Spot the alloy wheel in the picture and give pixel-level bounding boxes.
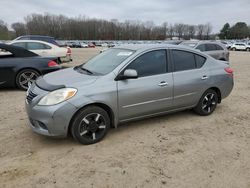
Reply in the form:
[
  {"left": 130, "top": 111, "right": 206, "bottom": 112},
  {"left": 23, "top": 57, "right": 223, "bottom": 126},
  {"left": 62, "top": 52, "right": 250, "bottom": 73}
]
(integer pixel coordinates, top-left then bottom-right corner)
[
  {"left": 18, "top": 71, "right": 39, "bottom": 90},
  {"left": 78, "top": 113, "right": 107, "bottom": 141},
  {"left": 201, "top": 93, "right": 217, "bottom": 113}
]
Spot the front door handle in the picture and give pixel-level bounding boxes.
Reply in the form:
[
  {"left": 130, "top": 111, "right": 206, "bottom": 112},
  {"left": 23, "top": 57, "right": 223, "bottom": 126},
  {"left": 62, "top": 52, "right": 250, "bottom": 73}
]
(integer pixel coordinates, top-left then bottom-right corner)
[
  {"left": 158, "top": 81, "right": 168, "bottom": 87},
  {"left": 201, "top": 75, "right": 208, "bottom": 80}
]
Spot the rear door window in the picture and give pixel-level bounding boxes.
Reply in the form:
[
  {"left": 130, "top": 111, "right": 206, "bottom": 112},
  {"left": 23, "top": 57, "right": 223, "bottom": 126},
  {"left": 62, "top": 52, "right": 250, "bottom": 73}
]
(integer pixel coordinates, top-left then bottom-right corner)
[
  {"left": 196, "top": 44, "right": 206, "bottom": 52},
  {"left": 215, "top": 44, "right": 224, "bottom": 50},
  {"left": 195, "top": 54, "right": 206, "bottom": 68},
  {"left": 27, "top": 42, "right": 47, "bottom": 50},
  {"left": 172, "top": 50, "right": 196, "bottom": 71},
  {"left": 205, "top": 44, "right": 217, "bottom": 51},
  {"left": 172, "top": 50, "right": 206, "bottom": 71}
]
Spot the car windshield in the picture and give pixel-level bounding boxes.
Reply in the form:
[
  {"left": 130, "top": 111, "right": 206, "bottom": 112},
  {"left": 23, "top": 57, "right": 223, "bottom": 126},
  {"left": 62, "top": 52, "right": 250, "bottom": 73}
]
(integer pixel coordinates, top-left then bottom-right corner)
[
  {"left": 81, "top": 48, "right": 134, "bottom": 75},
  {"left": 181, "top": 42, "right": 198, "bottom": 48}
]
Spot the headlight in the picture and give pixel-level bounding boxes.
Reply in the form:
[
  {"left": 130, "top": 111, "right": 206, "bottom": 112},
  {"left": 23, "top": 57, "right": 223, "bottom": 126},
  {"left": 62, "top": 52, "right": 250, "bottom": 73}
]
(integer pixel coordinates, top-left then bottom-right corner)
[{"left": 38, "top": 88, "right": 77, "bottom": 106}]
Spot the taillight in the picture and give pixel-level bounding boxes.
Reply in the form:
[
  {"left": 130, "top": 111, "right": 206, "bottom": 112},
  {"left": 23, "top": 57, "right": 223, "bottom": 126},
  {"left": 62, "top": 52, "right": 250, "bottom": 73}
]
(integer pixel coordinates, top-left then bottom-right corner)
[
  {"left": 48, "top": 60, "right": 59, "bottom": 67},
  {"left": 67, "top": 47, "right": 72, "bottom": 55},
  {"left": 224, "top": 67, "right": 233, "bottom": 76}
]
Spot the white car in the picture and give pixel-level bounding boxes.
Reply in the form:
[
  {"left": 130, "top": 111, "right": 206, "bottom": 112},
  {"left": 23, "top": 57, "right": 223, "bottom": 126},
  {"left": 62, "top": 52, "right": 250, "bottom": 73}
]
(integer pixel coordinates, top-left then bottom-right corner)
[
  {"left": 80, "top": 42, "right": 88, "bottom": 48},
  {"left": 230, "top": 43, "right": 250, "bottom": 51},
  {"left": 9, "top": 40, "right": 72, "bottom": 63}
]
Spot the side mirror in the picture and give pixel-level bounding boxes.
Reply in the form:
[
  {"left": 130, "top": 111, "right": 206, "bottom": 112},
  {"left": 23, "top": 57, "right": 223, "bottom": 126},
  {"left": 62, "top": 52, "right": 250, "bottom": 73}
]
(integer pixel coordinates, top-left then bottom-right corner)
[{"left": 115, "top": 69, "right": 138, "bottom": 80}]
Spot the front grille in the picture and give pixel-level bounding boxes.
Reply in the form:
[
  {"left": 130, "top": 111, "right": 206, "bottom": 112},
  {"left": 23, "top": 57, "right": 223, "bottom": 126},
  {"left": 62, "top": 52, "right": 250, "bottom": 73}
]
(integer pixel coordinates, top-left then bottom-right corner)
[{"left": 26, "top": 90, "right": 37, "bottom": 103}]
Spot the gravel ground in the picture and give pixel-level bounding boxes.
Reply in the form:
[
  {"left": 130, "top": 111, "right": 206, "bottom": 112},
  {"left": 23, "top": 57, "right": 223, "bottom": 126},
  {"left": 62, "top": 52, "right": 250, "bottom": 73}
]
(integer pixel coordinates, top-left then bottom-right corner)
[{"left": 0, "top": 49, "right": 250, "bottom": 188}]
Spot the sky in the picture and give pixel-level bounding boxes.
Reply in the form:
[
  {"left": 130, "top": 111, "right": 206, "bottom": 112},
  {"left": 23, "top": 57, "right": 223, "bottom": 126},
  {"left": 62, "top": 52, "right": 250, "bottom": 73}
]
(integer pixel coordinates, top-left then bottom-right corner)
[{"left": 1, "top": 0, "right": 250, "bottom": 33}]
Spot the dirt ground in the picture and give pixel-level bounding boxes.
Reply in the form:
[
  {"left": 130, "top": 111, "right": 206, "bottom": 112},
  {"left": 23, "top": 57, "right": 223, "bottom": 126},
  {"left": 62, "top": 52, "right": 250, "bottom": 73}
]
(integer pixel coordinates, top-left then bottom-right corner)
[{"left": 0, "top": 48, "right": 250, "bottom": 188}]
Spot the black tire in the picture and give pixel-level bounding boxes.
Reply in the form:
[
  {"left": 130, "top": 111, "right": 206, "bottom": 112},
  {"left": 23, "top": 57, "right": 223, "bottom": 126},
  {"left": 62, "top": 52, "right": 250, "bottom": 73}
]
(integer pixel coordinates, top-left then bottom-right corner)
[
  {"left": 194, "top": 89, "right": 218, "bottom": 116},
  {"left": 16, "top": 69, "right": 40, "bottom": 90},
  {"left": 232, "top": 48, "right": 236, "bottom": 51},
  {"left": 246, "top": 48, "right": 250, "bottom": 52},
  {"left": 71, "top": 106, "right": 110, "bottom": 145}
]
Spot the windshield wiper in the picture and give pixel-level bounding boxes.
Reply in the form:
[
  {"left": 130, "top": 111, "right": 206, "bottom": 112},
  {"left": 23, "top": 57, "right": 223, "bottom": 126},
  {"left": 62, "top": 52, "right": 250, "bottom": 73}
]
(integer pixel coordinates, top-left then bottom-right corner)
[{"left": 80, "top": 67, "right": 93, "bottom": 74}]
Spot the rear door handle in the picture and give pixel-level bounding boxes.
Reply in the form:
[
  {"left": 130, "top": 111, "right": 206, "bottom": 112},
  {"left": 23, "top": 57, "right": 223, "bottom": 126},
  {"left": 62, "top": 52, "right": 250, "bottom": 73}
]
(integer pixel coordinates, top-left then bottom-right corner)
[
  {"left": 158, "top": 81, "right": 168, "bottom": 87},
  {"left": 201, "top": 75, "right": 208, "bottom": 80}
]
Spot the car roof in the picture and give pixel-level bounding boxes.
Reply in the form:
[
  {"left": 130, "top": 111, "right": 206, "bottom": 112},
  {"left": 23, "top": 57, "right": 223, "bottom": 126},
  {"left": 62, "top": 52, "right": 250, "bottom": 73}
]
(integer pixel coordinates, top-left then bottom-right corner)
[
  {"left": 113, "top": 44, "right": 186, "bottom": 51},
  {"left": 10, "top": 40, "right": 54, "bottom": 46},
  {"left": 0, "top": 43, "right": 38, "bottom": 57},
  {"left": 113, "top": 44, "right": 208, "bottom": 55},
  {"left": 18, "top": 35, "right": 55, "bottom": 39}
]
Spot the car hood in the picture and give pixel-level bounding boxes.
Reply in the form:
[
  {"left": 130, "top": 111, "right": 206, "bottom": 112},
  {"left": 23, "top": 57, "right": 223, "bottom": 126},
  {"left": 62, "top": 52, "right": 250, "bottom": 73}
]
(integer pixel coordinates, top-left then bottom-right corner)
[{"left": 38, "top": 68, "right": 99, "bottom": 90}]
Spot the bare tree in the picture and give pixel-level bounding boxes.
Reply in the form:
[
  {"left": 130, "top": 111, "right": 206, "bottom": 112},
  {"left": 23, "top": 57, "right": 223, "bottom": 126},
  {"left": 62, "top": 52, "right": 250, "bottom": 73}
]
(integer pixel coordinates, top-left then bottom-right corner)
[
  {"left": 197, "top": 24, "right": 205, "bottom": 40},
  {"left": 11, "top": 22, "right": 27, "bottom": 36},
  {"left": 204, "top": 23, "right": 212, "bottom": 40}
]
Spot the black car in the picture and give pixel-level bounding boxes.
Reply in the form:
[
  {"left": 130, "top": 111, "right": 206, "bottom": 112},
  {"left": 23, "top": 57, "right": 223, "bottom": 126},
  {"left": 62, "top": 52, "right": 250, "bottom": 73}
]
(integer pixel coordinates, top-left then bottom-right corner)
[
  {"left": 14, "top": 35, "right": 60, "bottom": 46},
  {"left": 0, "top": 43, "right": 61, "bottom": 90}
]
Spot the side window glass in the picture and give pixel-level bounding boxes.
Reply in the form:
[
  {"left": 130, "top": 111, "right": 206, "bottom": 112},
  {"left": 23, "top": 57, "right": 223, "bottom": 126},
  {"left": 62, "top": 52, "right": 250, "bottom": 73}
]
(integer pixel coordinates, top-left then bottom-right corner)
[
  {"left": 216, "top": 45, "right": 224, "bottom": 50},
  {"left": 195, "top": 54, "right": 206, "bottom": 68},
  {"left": 206, "top": 44, "right": 217, "bottom": 51},
  {"left": 44, "top": 44, "right": 52, "bottom": 49},
  {"left": 12, "top": 42, "right": 26, "bottom": 49},
  {"left": 126, "top": 50, "right": 167, "bottom": 77},
  {"left": 27, "top": 42, "right": 46, "bottom": 50},
  {"left": 172, "top": 50, "right": 196, "bottom": 71},
  {"left": 196, "top": 44, "right": 206, "bottom": 52}
]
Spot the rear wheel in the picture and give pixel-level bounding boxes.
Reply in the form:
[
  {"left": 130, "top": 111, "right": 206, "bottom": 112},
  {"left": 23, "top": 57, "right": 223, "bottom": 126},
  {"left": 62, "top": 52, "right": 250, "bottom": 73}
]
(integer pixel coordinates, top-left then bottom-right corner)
[
  {"left": 16, "top": 69, "right": 40, "bottom": 90},
  {"left": 194, "top": 89, "right": 218, "bottom": 116},
  {"left": 246, "top": 48, "right": 250, "bottom": 52},
  {"left": 71, "top": 106, "right": 110, "bottom": 145},
  {"left": 232, "top": 48, "right": 236, "bottom": 51}
]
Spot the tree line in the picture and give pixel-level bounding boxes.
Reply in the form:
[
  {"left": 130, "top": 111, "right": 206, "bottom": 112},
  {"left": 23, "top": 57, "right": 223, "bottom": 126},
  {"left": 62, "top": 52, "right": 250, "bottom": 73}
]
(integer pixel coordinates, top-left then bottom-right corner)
[
  {"left": 0, "top": 13, "right": 250, "bottom": 40},
  {"left": 219, "top": 22, "right": 250, "bottom": 39}
]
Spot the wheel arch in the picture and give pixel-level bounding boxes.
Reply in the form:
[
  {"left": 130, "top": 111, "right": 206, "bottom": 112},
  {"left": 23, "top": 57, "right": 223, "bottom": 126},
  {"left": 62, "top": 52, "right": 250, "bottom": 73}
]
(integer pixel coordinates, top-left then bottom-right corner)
[
  {"left": 68, "top": 102, "right": 116, "bottom": 136},
  {"left": 208, "top": 87, "right": 221, "bottom": 103}
]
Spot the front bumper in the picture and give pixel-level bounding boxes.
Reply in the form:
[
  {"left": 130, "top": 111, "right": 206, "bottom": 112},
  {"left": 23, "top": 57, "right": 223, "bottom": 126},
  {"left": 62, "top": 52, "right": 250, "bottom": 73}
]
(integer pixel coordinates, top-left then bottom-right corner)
[{"left": 25, "top": 87, "right": 78, "bottom": 137}]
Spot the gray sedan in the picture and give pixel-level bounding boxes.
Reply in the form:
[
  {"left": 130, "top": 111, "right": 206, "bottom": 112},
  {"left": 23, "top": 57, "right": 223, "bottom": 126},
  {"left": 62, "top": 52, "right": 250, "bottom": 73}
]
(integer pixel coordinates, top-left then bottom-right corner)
[
  {"left": 180, "top": 41, "right": 229, "bottom": 62},
  {"left": 25, "top": 44, "right": 234, "bottom": 144}
]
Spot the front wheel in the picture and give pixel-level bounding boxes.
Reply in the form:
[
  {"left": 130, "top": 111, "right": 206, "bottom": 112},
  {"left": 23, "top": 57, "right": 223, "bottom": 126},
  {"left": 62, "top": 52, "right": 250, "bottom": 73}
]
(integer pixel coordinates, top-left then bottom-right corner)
[
  {"left": 16, "top": 69, "right": 40, "bottom": 90},
  {"left": 246, "top": 48, "right": 250, "bottom": 52},
  {"left": 232, "top": 48, "right": 236, "bottom": 51},
  {"left": 71, "top": 106, "right": 110, "bottom": 145},
  {"left": 194, "top": 89, "right": 218, "bottom": 116}
]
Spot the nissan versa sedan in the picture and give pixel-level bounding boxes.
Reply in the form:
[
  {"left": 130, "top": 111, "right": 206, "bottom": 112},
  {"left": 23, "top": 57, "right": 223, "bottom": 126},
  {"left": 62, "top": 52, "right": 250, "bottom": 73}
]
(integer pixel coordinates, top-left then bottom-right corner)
[{"left": 25, "top": 45, "right": 234, "bottom": 144}]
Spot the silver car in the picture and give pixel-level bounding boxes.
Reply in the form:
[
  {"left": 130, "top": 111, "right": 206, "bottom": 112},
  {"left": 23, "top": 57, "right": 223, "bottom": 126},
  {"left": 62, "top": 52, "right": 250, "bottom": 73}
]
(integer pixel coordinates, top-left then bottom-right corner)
[
  {"left": 180, "top": 41, "right": 229, "bottom": 62},
  {"left": 25, "top": 45, "right": 234, "bottom": 144}
]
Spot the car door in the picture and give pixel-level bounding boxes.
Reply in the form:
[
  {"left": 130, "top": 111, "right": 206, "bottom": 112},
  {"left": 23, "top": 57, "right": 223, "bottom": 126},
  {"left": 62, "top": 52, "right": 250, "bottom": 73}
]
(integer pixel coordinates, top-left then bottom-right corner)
[
  {"left": 171, "top": 49, "right": 209, "bottom": 108},
  {"left": 26, "top": 42, "right": 50, "bottom": 56},
  {"left": 117, "top": 49, "right": 173, "bottom": 121}
]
